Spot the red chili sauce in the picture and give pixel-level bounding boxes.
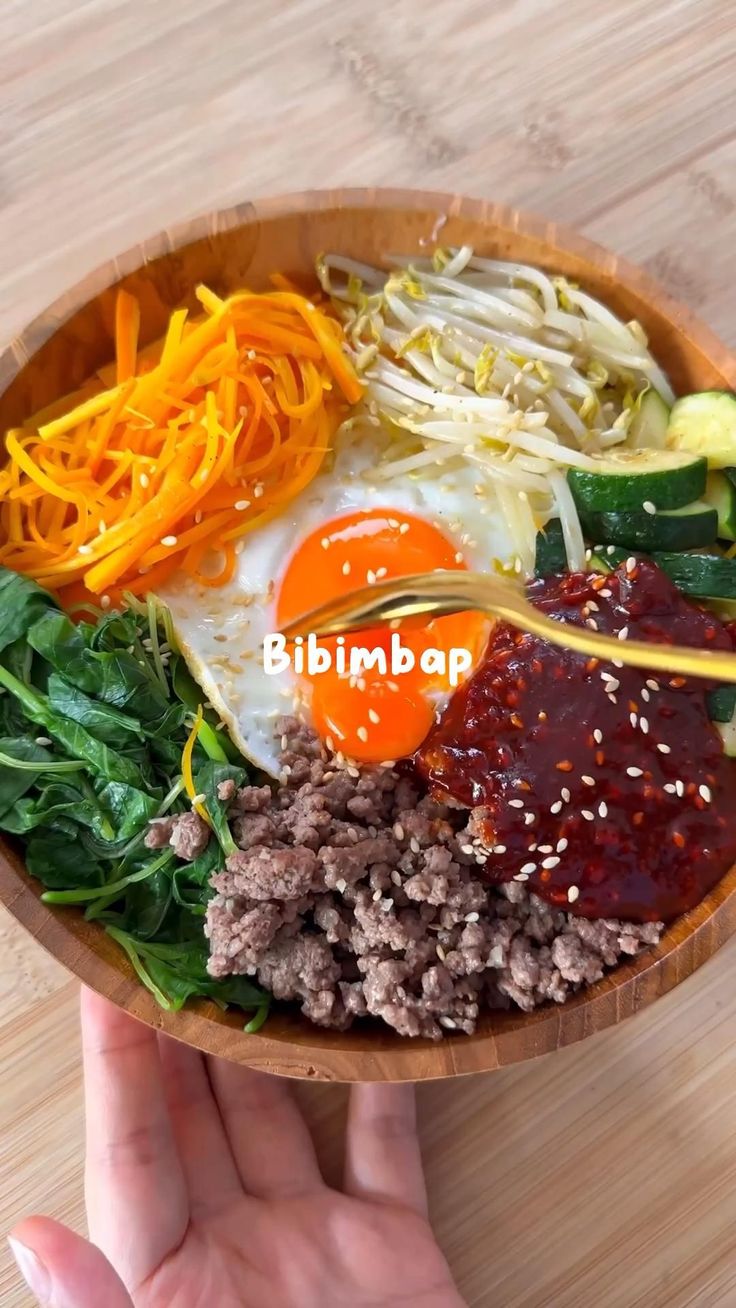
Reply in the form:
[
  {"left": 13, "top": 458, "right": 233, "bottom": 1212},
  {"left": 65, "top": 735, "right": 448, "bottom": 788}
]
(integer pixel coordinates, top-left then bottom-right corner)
[{"left": 416, "top": 558, "right": 736, "bottom": 922}]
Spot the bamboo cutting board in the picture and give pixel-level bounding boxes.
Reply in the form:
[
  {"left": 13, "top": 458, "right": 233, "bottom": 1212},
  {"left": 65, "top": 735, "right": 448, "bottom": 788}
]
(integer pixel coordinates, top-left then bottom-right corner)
[{"left": 2, "top": 2, "right": 736, "bottom": 1303}]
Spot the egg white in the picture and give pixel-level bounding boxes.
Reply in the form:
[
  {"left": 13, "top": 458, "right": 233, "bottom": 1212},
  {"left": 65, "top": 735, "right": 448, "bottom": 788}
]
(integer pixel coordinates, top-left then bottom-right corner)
[{"left": 162, "top": 430, "right": 517, "bottom": 777}]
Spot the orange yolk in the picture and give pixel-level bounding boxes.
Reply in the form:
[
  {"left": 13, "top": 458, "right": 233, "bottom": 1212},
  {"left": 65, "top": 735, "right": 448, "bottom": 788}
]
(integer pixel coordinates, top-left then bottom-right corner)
[{"left": 276, "top": 509, "right": 488, "bottom": 762}]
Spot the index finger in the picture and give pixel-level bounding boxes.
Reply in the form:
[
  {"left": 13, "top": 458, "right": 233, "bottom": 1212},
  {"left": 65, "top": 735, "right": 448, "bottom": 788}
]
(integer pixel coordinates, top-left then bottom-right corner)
[{"left": 81, "top": 988, "right": 188, "bottom": 1292}]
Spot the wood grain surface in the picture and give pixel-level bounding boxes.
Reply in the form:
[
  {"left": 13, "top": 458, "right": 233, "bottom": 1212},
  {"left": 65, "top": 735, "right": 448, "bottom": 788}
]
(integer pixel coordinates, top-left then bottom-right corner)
[{"left": 1, "top": 1, "right": 736, "bottom": 1303}]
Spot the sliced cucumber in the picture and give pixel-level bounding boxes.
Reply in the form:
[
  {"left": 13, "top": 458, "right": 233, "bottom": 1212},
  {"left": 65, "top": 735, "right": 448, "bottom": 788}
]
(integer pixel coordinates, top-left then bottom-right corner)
[
  {"left": 534, "top": 519, "right": 566, "bottom": 576},
  {"left": 707, "top": 686, "right": 736, "bottom": 723},
  {"left": 716, "top": 708, "right": 736, "bottom": 757},
  {"left": 588, "top": 544, "right": 629, "bottom": 572},
  {"left": 666, "top": 391, "right": 736, "bottom": 468},
  {"left": 704, "top": 469, "right": 736, "bottom": 541},
  {"left": 629, "top": 388, "right": 671, "bottom": 449},
  {"left": 568, "top": 449, "right": 706, "bottom": 512},
  {"left": 581, "top": 501, "right": 718, "bottom": 551},
  {"left": 649, "top": 551, "right": 736, "bottom": 598}
]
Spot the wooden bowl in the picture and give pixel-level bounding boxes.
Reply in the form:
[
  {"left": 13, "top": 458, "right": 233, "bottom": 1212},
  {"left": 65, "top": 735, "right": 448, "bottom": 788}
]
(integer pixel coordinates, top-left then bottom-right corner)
[{"left": 2, "top": 188, "right": 736, "bottom": 1082}]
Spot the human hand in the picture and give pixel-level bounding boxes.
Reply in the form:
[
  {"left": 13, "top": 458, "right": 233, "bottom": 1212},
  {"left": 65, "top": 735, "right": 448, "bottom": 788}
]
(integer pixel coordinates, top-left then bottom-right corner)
[{"left": 9, "top": 988, "right": 465, "bottom": 1308}]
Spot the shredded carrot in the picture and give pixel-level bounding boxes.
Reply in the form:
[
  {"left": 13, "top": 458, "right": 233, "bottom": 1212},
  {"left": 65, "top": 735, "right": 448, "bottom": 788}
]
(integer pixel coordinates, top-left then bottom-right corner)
[
  {"left": 0, "top": 283, "right": 362, "bottom": 600},
  {"left": 115, "top": 290, "right": 140, "bottom": 384}
]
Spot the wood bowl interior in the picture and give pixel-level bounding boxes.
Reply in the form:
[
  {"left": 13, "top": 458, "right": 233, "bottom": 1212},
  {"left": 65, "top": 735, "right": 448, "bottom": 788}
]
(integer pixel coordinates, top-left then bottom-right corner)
[{"left": 2, "top": 188, "right": 736, "bottom": 1082}]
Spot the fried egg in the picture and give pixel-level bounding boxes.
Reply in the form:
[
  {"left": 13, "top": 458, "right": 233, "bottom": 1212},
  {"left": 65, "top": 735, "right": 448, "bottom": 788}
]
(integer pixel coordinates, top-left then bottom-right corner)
[{"left": 163, "top": 432, "right": 516, "bottom": 776}]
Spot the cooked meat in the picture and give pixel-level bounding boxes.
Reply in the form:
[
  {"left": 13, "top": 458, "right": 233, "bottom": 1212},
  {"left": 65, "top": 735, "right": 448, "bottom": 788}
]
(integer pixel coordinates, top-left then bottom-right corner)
[
  {"left": 144, "top": 811, "right": 209, "bottom": 861},
  {"left": 204, "top": 717, "right": 663, "bottom": 1040}
]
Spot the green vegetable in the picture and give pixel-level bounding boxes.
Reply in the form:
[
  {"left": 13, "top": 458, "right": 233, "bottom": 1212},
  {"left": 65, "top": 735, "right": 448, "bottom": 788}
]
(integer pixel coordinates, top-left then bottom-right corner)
[
  {"left": 716, "top": 707, "right": 736, "bottom": 757},
  {"left": 703, "top": 469, "right": 736, "bottom": 541},
  {"left": 0, "top": 565, "right": 268, "bottom": 1027},
  {"left": 568, "top": 449, "right": 706, "bottom": 512},
  {"left": 649, "top": 551, "right": 736, "bottom": 599},
  {"left": 581, "top": 501, "right": 718, "bottom": 551},
  {"left": 534, "top": 519, "right": 567, "bottom": 576},
  {"left": 628, "top": 388, "right": 670, "bottom": 449},
  {"left": 0, "top": 570, "right": 57, "bottom": 655},
  {"left": 666, "top": 390, "right": 736, "bottom": 467},
  {"left": 707, "top": 686, "right": 736, "bottom": 723}
]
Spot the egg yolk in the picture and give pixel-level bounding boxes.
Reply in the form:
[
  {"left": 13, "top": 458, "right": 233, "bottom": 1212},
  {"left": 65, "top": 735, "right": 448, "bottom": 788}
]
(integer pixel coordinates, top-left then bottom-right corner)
[{"left": 276, "top": 509, "right": 488, "bottom": 762}]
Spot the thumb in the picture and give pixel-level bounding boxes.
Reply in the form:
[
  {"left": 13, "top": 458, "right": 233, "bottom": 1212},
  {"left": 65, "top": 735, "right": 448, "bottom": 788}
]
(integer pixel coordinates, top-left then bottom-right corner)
[{"left": 9, "top": 1216, "right": 133, "bottom": 1308}]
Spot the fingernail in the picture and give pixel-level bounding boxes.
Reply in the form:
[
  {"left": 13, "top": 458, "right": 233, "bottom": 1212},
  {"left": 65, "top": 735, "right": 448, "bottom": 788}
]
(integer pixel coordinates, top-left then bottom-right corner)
[{"left": 8, "top": 1236, "right": 51, "bottom": 1304}]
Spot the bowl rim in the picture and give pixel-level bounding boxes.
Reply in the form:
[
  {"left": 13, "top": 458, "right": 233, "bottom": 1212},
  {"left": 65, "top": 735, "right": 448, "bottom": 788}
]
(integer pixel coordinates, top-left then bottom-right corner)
[{"left": 2, "top": 185, "right": 736, "bottom": 1083}]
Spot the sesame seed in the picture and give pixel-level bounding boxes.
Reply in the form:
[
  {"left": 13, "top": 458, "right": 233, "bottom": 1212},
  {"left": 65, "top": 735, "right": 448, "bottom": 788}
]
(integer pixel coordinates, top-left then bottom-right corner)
[
  {"left": 375, "top": 566, "right": 388, "bottom": 580},
  {"left": 581, "top": 775, "right": 596, "bottom": 786},
  {"left": 657, "top": 743, "right": 671, "bottom": 754},
  {"left": 627, "top": 766, "right": 643, "bottom": 777},
  {"left": 561, "top": 788, "right": 571, "bottom": 803},
  {"left": 699, "top": 783, "right": 712, "bottom": 802},
  {"left": 235, "top": 498, "right": 251, "bottom": 511},
  {"left": 465, "top": 912, "right": 480, "bottom": 923},
  {"left": 626, "top": 556, "right": 637, "bottom": 574},
  {"left": 641, "top": 687, "right": 650, "bottom": 702},
  {"left": 568, "top": 885, "right": 580, "bottom": 903},
  {"left": 35, "top": 736, "right": 52, "bottom": 746},
  {"left": 191, "top": 792, "right": 206, "bottom": 805},
  {"left": 399, "top": 522, "right": 410, "bottom": 534},
  {"left": 593, "top": 728, "right": 603, "bottom": 744},
  {"left": 356, "top": 726, "right": 369, "bottom": 743},
  {"left": 524, "top": 812, "right": 535, "bottom": 826},
  {"left": 391, "top": 870, "right": 403, "bottom": 886},
  {"left": 78, "top": 544, "right": 92, "bottom": 555},
  {"left": 320, "top": 537, "right": 330, "bottom": 550},
  {"left": 342, "top": 561, "right": 351, "bottom": 576},
  {"left": 493, "top": 845, "right": 507, "bottom": 854},
  {"left": 640, "top": 717, "right": 649, "bottom": 734},
  {"left": 618, "top": 626, "right": 629, "bottom": 640},
  {"left": 368, "top": 708, "right": 381, "bottom": 724},
  {"left": 646, "top": 679, "right": 659, "bottom": 691},
  {"left": 642, "top": 500, "right": 656, "bottom": 515},
  {"left": 101, "top": 595, "right": 111, "bottom": 609},
  {"left": 581, "top": 810, "right": 595, "bottom": 821},
  {"left": 372, "top": 888, "right": 382, "bottom": 902},
  {"left": 410, "top": 836, "right": 421, "bottom": 854},
  {"left": 161, "top": 535, "right": 178, "bottom": 547},
  {"left": 541, "top": 856, "right": 560, "bottom": 869},
  {"left": 455, "top": 551, "right": 464, "bottom": 564},
  {"left": 139, "top": 472, "right": 150, "bottom": 489},
  {"left": 599, "top": 588, "right": 613, "bottom": 598},
  {"left": 676, "top": 779, "right": 685, "bottom": 797},
  {"left": 664, "top": 783, "right": 677, "bottom": 794},
  {"left": 630, "top": 712, "right": 638, "bottom": 729},
  {"left": 367, "top": 569, "right": 376, "bottom": 585},
  {"left": 436, "top": 945, "right": 447, "bottom": 962},
  {"left": 508, "top": 798, "right": 525, "bottom": 808},
  {"left": 607, "top": 546, "right": 616, "bottom": 556},
  {"left": 586, "top": 618, "right": 599, "bottom": 630},
  {"left": 460, "top": 843, "right": 474, "bottom": 855},
  {"left": 520, "top": 862, "right": 537, "bottom": 875},
  {"left": 550, "top": 800, "right": 562, "bottom": 814},
  {"left": 557, "top": 838, "right": 569, "bottom": 852},
  {"left": 253, "top": 483, "right": 264, "bottom": 498},
  {"left": 537, "top": 845, "right": 553, "bottom": 854},
  {"left": 598, "top": 801, "right": 608, "bottom": 818}
]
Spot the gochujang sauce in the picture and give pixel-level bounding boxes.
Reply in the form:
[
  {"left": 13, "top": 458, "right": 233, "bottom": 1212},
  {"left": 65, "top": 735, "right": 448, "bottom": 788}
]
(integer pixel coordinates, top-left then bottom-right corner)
[{"left": 417, "top": 559, "right": 736, "bottom": 922}]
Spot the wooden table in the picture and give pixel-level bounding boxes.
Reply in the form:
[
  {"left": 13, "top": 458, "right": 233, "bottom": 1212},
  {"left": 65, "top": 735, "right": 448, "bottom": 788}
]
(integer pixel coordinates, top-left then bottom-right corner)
[{"left": 1, "top": 2, "right": 736, "bottom": 1303}]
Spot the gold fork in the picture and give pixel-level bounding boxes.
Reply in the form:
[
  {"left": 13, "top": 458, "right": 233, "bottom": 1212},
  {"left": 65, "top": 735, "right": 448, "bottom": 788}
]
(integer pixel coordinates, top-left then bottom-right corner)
[{"left": 279, "top": 568, "right": 736, "bottom": 683}]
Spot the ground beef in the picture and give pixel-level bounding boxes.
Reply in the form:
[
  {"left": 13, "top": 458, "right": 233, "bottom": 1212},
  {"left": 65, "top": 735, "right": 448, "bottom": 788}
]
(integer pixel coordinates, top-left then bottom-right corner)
[
  {"left": 200, "top": 718, "right": 663, "bottom": 1040},
  {"left": 144, "top": 811, "right": 209, "bottom": 861}
]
